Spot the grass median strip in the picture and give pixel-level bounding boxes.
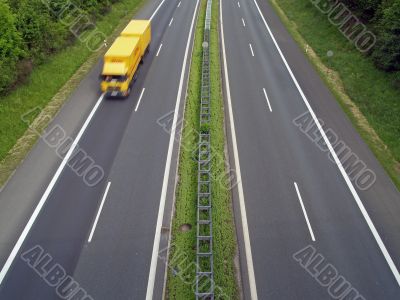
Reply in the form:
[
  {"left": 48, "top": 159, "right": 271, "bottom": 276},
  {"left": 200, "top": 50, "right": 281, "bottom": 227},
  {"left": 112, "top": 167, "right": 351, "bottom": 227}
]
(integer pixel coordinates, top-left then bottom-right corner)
[
  {"left": 269, "top": 0, "right": 400, "bottom": 189},
  {"left": 166, "top": 0, "right": 238, "bottom": 298},
  {"left": 0, "top": 0, "right": 146, "bottom": 187}
]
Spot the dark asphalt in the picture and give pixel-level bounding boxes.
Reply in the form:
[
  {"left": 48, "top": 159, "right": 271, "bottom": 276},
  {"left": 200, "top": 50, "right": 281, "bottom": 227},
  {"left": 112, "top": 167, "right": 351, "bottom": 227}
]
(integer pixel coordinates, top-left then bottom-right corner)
[
  {"left": 221, "top": 0, "right": 400, "bottom": 299},
  {"left": 0, "top": 0, "right": 197, "bottom": 299},
  {"left": 72, "top": 0, "right": 198, "bottom": 298}
]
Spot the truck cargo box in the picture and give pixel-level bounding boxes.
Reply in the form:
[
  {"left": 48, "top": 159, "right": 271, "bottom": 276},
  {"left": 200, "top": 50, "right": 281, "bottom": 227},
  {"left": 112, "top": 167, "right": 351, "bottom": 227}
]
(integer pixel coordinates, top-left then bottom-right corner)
[{"left": 120, "top": 20, "right": 151, "bottom": 56}]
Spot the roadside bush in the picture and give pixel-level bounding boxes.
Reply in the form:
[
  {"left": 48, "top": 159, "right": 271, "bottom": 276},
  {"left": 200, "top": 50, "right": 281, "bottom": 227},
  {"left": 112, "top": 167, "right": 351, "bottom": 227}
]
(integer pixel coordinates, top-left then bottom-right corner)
[
  {"left": 0, "top": 0, "right": 118, "bottom": 96},
  {"left": 372, "top": 0, "right": 400, "bottom": 71},
  {"left": 339, "top": 0, "right": 382, "bottom": 21},
  {"left": 334, "top": 0, "right": 400, "bottom": 72},
  {"left": 13, "top": 0, "right": 68, "bottom": 62},
  {"left": 0, "top": 0, "right": 24, "bottom": 94}
]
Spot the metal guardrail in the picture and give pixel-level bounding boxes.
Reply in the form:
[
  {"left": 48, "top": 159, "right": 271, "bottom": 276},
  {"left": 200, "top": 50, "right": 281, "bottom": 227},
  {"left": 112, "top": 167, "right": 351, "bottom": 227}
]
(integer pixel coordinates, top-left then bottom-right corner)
[{"left": 196, "top": 0, "right": 214, "bottom": 299}]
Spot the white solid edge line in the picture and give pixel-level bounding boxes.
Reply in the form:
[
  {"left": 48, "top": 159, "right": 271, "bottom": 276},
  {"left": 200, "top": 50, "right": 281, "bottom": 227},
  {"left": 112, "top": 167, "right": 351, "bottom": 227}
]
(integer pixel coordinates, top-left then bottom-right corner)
[
  {"left": 135, "top": 88, "right": 146, "bottom": 111},
  {"left": 294, "top": 182, "right": 316, "bottom": 242},
  {"left": 242, "top": 18, "right": 246, "bottom": 27},
  {"left": 145, "top": 0, "right": 200, "bottom": 299},
  {"left": 150, "top": 0, "right": 167, "bottom": 21},
  {"left": 88, "top": 181, "right": 112, "bottom": 243},
  {"left": 156, "top": 43, "right": 163, "bottom": 56},
  {"left": 0, "top": 93, "right": 105, "bottom": 285},
  {"left": 262, "top": 88, "right": 272, "bottom": 112},
  {"left": 238, "top": 1, "right": 240, "bottom": 8},
  {"left": 252, "top": 0, "right": 400, "bottom": 286},
  {"left": 249, "top": 43, "right": 254, "bottom": 57},
  {"left": 169, "top": 17, "right": 174, "bottom": 27},
  {"left": 178, "top": 1, "right": 181, "bottom": 7},
  {"left": 220, "top": 0, "right": 258, "bottom": 299}
]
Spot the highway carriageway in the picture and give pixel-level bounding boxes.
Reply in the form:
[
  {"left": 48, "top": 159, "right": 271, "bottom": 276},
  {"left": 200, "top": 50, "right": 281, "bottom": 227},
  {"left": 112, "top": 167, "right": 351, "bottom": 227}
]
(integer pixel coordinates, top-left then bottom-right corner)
[
  {"left": 0, "top": 0, "right": 199, "bottom": 298},
  {"left": 221, "top": 0, "right": 400, "bottom": 298}
]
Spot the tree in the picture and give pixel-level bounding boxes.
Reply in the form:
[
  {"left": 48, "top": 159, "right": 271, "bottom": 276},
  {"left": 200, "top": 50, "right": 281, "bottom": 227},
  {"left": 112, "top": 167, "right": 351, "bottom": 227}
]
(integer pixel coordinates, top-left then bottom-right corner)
[
  {"left": 0, "top": 0, "right": 117, "bottom": 95},
  {"left": 340, "top": 0, "right": 382, "bottom": 21},
  {"left": 0, "top": 0, "right": 24, "bottom": 94},
  {"left": 372, "top": 0, "right": 400, "bottom": 71},
  {"left": 13, "top": 0, "right": 68, "bottom": 62}
]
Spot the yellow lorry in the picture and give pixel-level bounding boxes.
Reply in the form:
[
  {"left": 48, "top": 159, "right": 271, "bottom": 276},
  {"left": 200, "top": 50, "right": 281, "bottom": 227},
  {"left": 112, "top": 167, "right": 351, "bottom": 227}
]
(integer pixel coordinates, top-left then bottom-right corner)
[{"left": 101, "top": 20, "right": 151, "bottom": 97}]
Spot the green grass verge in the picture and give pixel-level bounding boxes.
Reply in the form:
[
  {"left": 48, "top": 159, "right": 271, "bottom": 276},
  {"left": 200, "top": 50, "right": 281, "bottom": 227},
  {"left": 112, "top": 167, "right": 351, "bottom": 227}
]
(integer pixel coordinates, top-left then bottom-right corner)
[
  {"left": 270, "top": 0, "right": 400, "bottom": 189},
  {"left": 0, "top": 0, "right": 146, "bottom": 186},
  {"left": 166, "top": 0, "right": 238, "bottom": 298}
]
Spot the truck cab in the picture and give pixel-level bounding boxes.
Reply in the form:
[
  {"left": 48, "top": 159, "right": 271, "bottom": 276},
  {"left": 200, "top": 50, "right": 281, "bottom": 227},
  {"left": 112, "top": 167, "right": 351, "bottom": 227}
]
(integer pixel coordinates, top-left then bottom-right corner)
[{"left": 101, "top": 36, "right": 141, "bottom": 97}]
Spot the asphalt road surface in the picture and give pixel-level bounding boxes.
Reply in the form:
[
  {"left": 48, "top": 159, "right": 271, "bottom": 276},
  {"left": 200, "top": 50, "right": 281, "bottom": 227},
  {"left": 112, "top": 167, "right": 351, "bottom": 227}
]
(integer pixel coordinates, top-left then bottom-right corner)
[
  {"left": 0, "top": 0, "right": 198, "bottom": 298},
  {"left": 221, "top": 0, "right": 400, "bottom": 299}
]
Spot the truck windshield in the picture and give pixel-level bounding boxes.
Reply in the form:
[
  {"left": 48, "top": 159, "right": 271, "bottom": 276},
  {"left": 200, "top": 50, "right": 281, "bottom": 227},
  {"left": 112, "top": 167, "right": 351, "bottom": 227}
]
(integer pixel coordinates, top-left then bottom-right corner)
[{"left": 102, "top": 75, "right": 127, "bottom": 82}]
